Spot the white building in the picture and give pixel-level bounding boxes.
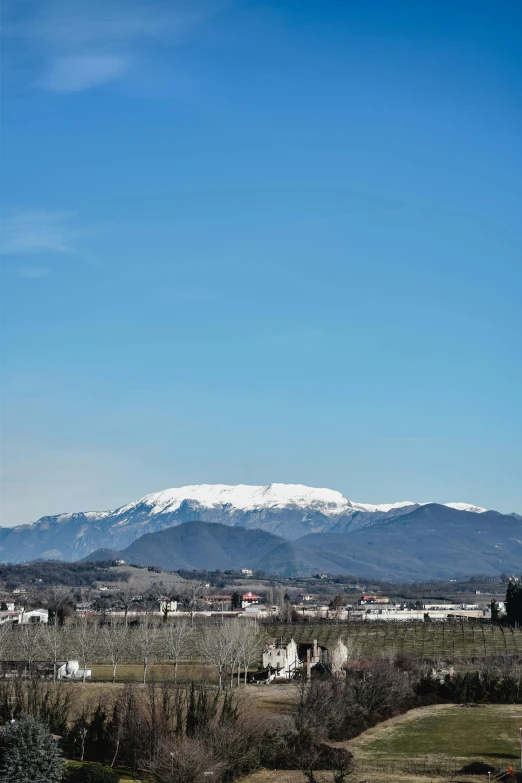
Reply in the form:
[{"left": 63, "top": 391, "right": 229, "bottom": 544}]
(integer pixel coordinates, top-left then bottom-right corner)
[
  {"left": 159, "top": 599, "right": 177, "bottom": 614},
  {"left": 330, "top": 637, "right": 349, "bottom": 675},
  {"left": 57, "top": 660, "right": 91, "bottom": 680},
  {"left": 19, "top": 609, "right": 49, "bottom": 624},
  {"left": 263, "top": 638, "right": 300, "bottom": 679}
]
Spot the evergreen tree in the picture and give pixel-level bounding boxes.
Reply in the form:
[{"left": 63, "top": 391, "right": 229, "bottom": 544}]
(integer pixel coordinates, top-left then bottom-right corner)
[
  {"left": 0, "top": 716, "right": 63, "bottom": 783},
  {"left": 505, "top": 581, "right": 522, "bottom": 626},
  {"left": 219, "top": 691, "right": 238, "bottom": 726},
  {"left": 185, "top": 682, "right": 197, "bottom": 738}
]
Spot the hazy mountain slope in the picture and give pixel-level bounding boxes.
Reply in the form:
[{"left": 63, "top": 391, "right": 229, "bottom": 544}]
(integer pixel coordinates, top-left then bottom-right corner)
[
  {"left": 0, "top": 483, "right": 492, "bottom": 563},
  {"left": 79, "top": 505, "right": 522, "bottom": 580},
  {"left": 250, "top": 541, "right": 342, "bottom": 577},
  {"left": 85, "top": 521, "right": 289, "bottom": 572},
  {"left": 298, "top": 504, "right": 522, "bottom": 580},
  {"left": 0, "top": 512, "right": 112, "bottom": 564}
]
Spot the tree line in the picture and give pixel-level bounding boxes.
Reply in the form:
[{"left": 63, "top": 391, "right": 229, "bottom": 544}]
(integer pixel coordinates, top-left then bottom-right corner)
[
  {"left": 0, "top": 562, "right": 131, "bottom": 590},
  {"left": 0, "top": 616, "right": 260, "bottom": 688}
]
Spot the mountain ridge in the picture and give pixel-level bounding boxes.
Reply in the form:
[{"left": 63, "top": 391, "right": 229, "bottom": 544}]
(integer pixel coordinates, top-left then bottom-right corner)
[
  {"left": 80, "top": 504, "right": 522, "bottom": 580},
  {"left": 0, "top": 483, "right": 516, "bottom": 567}
]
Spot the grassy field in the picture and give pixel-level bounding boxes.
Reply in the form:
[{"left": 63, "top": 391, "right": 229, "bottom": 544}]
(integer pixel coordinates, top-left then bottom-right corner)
[
  {"left": 343, "top": 703, "right": 522, "bottom": 775},
  {"left": 90, "top": 661, "right": 215, "bottom": 683},
  {"left": 101, "top": 564, "right": 187, "bottom": 590},
  {"left": 264, "top": 621, "right": 522, "bottom": 659},
  {"left": 240, "top": 703, "right": 522, "bottom": 782}
]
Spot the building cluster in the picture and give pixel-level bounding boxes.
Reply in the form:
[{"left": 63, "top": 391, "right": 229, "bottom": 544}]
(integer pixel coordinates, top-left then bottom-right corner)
[
  {"left": 0, "top": 578, "right": 502, "bottom": 626},
  {"left": 261, "top": 636, "right": 362, "bottom": 681}
]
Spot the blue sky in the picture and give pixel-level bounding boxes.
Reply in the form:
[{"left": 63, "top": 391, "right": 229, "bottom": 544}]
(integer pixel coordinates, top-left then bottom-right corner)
[{"left": 1, "top": 0, "right": 521, "bottom": 525}]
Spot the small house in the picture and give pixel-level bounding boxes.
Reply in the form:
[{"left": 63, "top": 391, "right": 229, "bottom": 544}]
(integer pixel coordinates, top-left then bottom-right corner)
[
  {"left": 19, "top": 609, "right": 48, "bottom": 624},
  {"left": 241, "top": 592, "right": 259, "bottom": 608}
]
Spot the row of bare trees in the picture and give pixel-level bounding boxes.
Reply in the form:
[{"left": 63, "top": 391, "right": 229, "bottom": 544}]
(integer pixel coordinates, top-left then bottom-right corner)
[
  {"left": 9, "top": 581, "right": 209, "bottom": 625},
  {"left": 0, "top": 616, "right": 261, "bottom": 689}
]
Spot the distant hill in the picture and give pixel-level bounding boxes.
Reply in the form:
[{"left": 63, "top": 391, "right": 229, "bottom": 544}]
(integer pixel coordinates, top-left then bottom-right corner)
[
  {"left": 81, "top": 505, "right": 522, "bottom": 580},
  {"left": 84, "top": 521, "right": 291, "bottom": 572},
  {"left": 298, "top": 504, "right": 522, "bottom": 580}
]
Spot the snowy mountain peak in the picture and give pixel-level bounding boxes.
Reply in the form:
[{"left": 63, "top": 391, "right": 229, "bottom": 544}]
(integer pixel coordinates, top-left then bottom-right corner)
[
  {"left": 118, "top": 483, "right": 352, "bottom": 517},
  {"left": 443, "top": 502, "right": 487, "bottom": 513},
  {"left": 114, "top": 483, "right": 487, "bottom": 519}
]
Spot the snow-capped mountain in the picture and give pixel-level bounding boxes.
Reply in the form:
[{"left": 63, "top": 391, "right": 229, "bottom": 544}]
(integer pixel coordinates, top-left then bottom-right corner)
[
  {"left": 0, "top": 482, "right": 491, "bottom": 564},
  {"left": 116, "top": 483, "right": 487, "bottom": 518},
  {"left": 117, "top": 483, "right": 420, "bottom": 518}
]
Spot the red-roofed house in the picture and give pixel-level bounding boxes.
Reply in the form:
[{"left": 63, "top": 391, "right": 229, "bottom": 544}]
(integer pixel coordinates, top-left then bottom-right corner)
[{"left": 241, "top": 592, "right": 259, "bottom": 608}]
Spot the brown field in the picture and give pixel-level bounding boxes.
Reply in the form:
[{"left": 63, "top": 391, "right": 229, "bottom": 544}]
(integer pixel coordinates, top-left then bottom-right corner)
[
  {"left": 239, "top": 772, "right": 480, "bottom": 783},
  {"left": 99, "top": 564, "right": 187, "bottom": 589},
  {"left": 90, "top": 661, "right": 215, "bottom": 683},
  {"left": 30, "top": 677, "right": 298, "bottom": 724}
]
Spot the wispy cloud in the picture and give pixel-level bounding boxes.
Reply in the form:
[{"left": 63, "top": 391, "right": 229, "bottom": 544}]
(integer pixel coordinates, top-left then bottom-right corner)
[
  {"left": 42, "top": 55, "right": 130, "bottom": 93},
  {"left": 3, "top": 0, "right": 214, "bottom": 93},
  {"left": 1, "top": 209, "right": 81, "bottom": 255},
  {"left": 16, "top": 266, "right": 51, "bottom": 279}
]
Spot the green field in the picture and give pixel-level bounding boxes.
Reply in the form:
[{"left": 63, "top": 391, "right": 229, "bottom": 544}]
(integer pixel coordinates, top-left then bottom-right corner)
[
  {"left": 346, "top": 704, "right": 522, "bottom": 775},
  {"left": 265, "top": 621, "right": 522, "bottom": 659}
]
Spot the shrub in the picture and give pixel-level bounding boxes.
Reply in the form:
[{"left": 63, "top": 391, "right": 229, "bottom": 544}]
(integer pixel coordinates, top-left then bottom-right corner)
[
  {"left": 459, "top": 761, "right": 497, "bottom": 775},
  {"left": 63, "top": 765, "right": 120, "bottom": 783},
  {"left": 0, "top": 716, "right": 63, "bottom": 783}
]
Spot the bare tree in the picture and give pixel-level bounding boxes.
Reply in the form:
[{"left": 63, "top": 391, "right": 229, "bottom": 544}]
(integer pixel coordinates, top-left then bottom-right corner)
[
  {"left": 69, "top": 616, "right": 99, "bottom": 682},
  {"left": 41, "top": 617, "right": 67, "bottom": 680},
  {"left": 197, "top": 621, "right": 237, "bottom": 691},
  {"left": 0, "top": 622, "right": 12, "bottom": 672},
  {"left": 151, "top": 583, "right": 180, "bottom": 623},
  {"left": 114, "top": 585, "right": 139, "bottom": 624},
  {"left": 350, "top": 660, "right": 414, "bottom": 716},
  {"left": 162, "top": 619, "right": 192, "bottom": 682},
  {"left": 135, "top": 616, "right": 161, "bottom": 684},
  {"left": 142, "top": 735, "right": 222, "bottom": 783},
  {"left": 37, "top": 586, "right": 74, "bottom": 624},
  {"left": 17, "top": 623, "right": 43, "bottom": 675},
  {"left": 226, "top": 622, "right": 243, "bottom": 689},
  {"left": 237, "top": 622, "right": 260, "bottom": 685},
  {"left": 179, "top": 582, "right": 206, "bottom": 627},
  {"left": 100, "top": 618, "right": 129, "bottom": 683}
]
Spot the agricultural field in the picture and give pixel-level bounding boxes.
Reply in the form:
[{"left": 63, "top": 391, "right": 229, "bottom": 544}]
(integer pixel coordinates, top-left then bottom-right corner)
[
  {"left": 239, "top": 704, "right": 522, "bottom": 783},
  {"left": 343, "top": 703, "right": 522, "bottom": 777},
  {"left": 264, "top": 621, "right": 522, "bottom": 659},
  {"left": 90, "top": 661, "right": 215, "bottom": 683},
  {"left": 100, "top": 564, "right": 187, "bottom": 589}
]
